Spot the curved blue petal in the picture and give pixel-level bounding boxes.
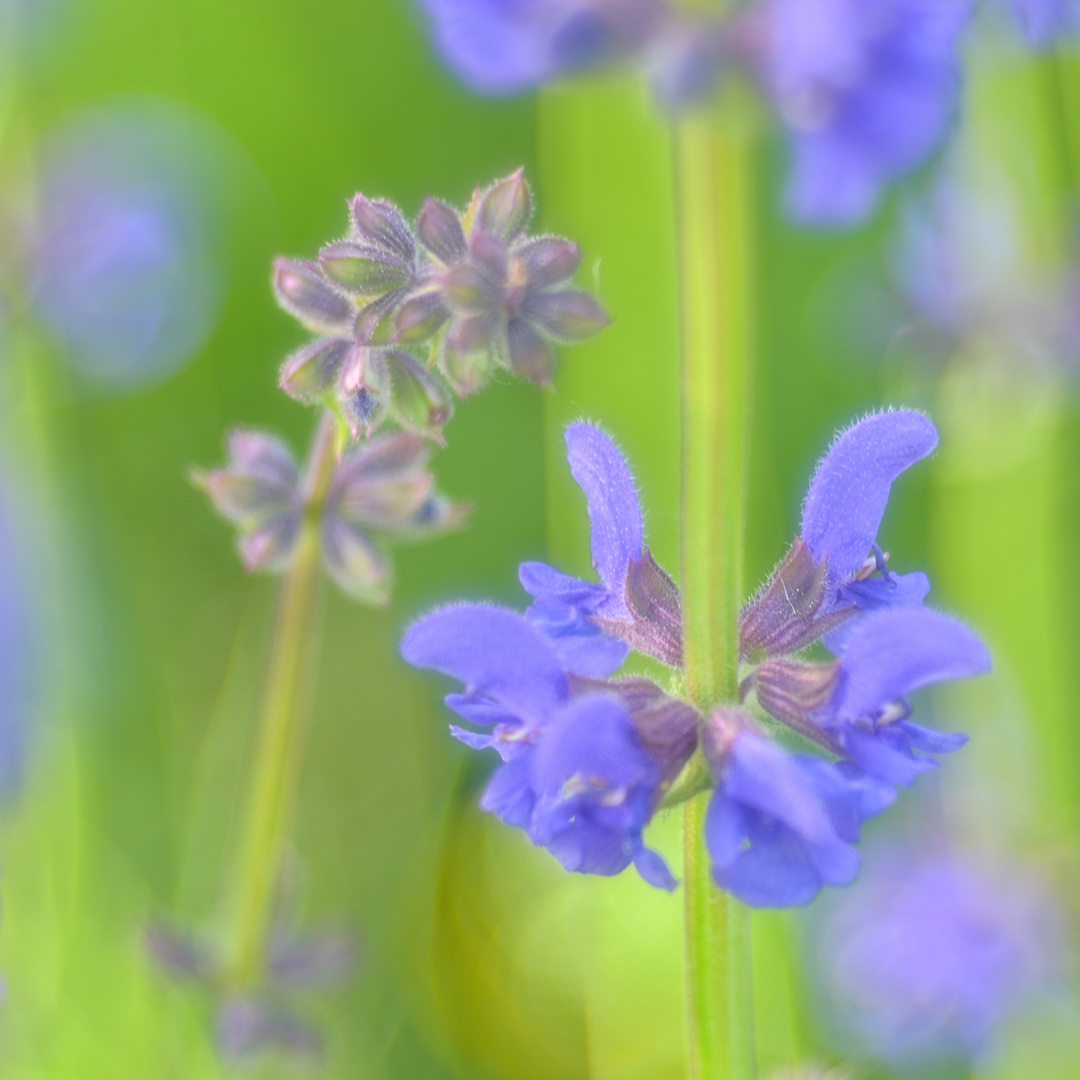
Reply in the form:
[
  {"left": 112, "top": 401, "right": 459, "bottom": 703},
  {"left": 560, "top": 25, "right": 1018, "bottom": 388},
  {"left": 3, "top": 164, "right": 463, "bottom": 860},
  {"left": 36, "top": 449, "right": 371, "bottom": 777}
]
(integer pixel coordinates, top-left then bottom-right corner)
[
  {"left": 445, "top": 693, "right": 521, "bottom": 728},
  {"left": 707, "top": 736, "right": 861, "bottom": 908},
  {"left": 823, "top": 571, "right": 931, "bottom": 653},
  {"left": 565, "top": 423, "right": 643, "bottom": 594},
  {"left": 708, "top": 794, "right": 827, "bottom": 907},
  {"left": 480, "top": 755, "right": 537, "bottom": 828},
  {"left": 801, "top": 411, "right": 938, "bottom": 587},
  {"left": 903, "top": 721, "right": 968, "bottom": 754},
  {"left": 633, "top": 847, "right": 678, "bottom": 892},
  {"left": 519, "top": 560, "right": 604, "bottom": 606},
  {"left": 833, "top": 607, "right": 990, "bottom": 722},
  {"left": 401, "top": 603, "right": 568, "bottom": 721},
  {"left": 842, "top": 725, "right": 939, "bottom": 787},
  {"left": 524, "top": 597, "right": 629, "bottom": 677}
]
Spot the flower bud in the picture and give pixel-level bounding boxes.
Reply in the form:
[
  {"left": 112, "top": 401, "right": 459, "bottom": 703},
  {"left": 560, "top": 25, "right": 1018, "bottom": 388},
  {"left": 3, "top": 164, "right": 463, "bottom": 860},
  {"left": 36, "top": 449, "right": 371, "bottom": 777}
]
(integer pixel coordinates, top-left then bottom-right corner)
[
  {"left": 417, "top": 197, "right": 467, "bottom": 265},
  {"left": 506, "top": 317, "right": 557, "bottom": 383},
  {"left": 752, "top": 657, "right": 842, "bottom": 753},
  {"left": 320, "top": 515, "right": 392, "bottom": 603},
  {"left": 701, "top": 706, "right": 750, "bottom": 778},
  {"left": 740, "top": 539, "right": 852, "bottom": 658},
  {"left": 393, "top": 288, "right": 450, "bottom": 344},
  {"left": 272, "top": 258, "right": 353, "bottom": 335},
  {"left": 384, "top": 350, "right": 453, "bottom": 438},
  {"left": 348, "top": 194, "right": 414, "bottom": 262},
  {"left": 338, "top": 348, "right": 389, "bottom": 437},
  {"left": 439, "top": 339, "right": 496, "bottom": 397},
  {"left": 521, "top": 288, "right": 610, "bottom": 341},
  {"left": 279, "top": 337, "right": 352, "bottom": 402},
  {"left": 518, "top": 236, "right": 582, "bottom": 290},
  {"left": 477, "top": 168, "right": 532, "bottom": 242},
  {"left": 318, "top": 240, "right": 411, "bottom": 296},
  {"left": 590, "top": 547, "right": 684, "bottom": 666}
]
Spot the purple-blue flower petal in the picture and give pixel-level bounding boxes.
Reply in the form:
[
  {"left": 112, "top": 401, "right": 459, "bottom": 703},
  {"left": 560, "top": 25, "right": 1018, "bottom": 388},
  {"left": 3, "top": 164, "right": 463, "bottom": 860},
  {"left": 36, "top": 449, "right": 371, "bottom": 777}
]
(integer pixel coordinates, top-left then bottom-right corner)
[
  {"left": 1009, "top": 0, "right": 1075, "bottom": 49},
  {"left": 480, "top": 755, "right": 537, "bottom": 828},
  {"left": 633, "top": 847, "right": 678, "bottom": 892},
  {"left": 707, "top": 734, "right": 861, "bottom": 907},
  {"left": 519, "top": 560, "right": 604, "bottom": 606},
  {"left": 823, "top": 570, "right": 931, "bottom": 652},
  {"left": 801, "top": 411, "right": 938, "bottom": 587},
  {"left": 534, "top": 694, "right": 655, "bottom": 792},
  {"left": 419, "top": 0, "right": 572, "bottom": 94},
  {"left": 769, "top": 0, "right": 970, "bottom": 225},
  {"left": 565, "top": 423, "right": 643, "bottom": 601},
  {"left": 842, "top": 725, "right": 939, "bottom": 787},
  {"left": 401, "top": 602, "right": 568, "bottom": 721},
  {"left": 445, "top": 692, "right": 521, "bottom": 728},
  {"left": 832, "top": 607, "right": 990, "bottom": 722}
]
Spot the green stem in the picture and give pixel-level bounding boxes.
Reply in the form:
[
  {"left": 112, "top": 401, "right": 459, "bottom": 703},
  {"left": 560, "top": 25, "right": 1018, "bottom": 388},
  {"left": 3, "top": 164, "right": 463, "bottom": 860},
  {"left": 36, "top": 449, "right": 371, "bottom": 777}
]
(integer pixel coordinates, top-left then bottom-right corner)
[
  {"left": 675, "top": 99, "right": 756, "bottom": 1080},
  {"left": 225, "top": 409, "right": 339, "bottom": 988}
]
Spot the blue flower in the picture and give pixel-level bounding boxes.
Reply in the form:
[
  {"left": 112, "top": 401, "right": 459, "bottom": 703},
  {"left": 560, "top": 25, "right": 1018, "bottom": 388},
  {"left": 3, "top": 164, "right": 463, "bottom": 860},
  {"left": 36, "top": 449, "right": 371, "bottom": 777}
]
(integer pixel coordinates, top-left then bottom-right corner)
[
  {"left": 819, "top": 606, "right": 991, "bottom": 786},
  {"left": 33, "top": 102, "right": 225, "bottom": 388},
  {"left": 417, "top": 0, "right": 662, "bottom": 95},
  {"left": 520, "top": 423, "right": 681, "bottom": 676},
  {"left": 812, "top": 850, "right": 1059, "bottom": 1067},
  {"left": 703, "top": 709, "right": 894, "bottom": 906},
  {"left": 743, "top": 409, "right": 937, "bottom": 659},
  {"left": 758, "top": 0, "right": 971, "bottom": 224},
  {"left": 400, "top": 602, "right": 678, "bottom": 887},
  {"left": 1008, "top": 0, "right": 1076, "bottom": 48}
]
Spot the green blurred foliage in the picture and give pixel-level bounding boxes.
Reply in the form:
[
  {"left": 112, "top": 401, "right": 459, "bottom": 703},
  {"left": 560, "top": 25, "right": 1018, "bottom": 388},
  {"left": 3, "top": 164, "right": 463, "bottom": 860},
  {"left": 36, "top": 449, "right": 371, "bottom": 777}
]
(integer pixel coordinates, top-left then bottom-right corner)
[{"left": 0, "top": 2, "right": 1078, "bottom": 1079}]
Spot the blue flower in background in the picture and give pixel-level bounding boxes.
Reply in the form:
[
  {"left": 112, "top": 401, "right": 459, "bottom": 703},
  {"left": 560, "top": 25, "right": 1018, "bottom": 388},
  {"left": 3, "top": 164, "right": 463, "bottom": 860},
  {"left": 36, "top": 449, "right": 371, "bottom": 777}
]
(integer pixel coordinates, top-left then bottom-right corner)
[
  {"left": 812, "top": 849, "right": 1059, "bottom": 1067},
  {"left": 401, "top": 602, "right": 680, "bottom": 888},
  {"left": 1008, "top": 0, "right": 1076, "bottom": 48},
  {"left": 33, "top": 102, "right": 226, "bottom": 389},
  {"left": 417, "top": 0, "right": 974, "bottom": 225},
  {"left": 418, "top": 0, "right": 664, "bottom": 94},
  {"left": 0, "top": 487, "right": 42, "bottom": 794},
  {"left": 759, "top": 0, "right": 970, "bottom": 224}
]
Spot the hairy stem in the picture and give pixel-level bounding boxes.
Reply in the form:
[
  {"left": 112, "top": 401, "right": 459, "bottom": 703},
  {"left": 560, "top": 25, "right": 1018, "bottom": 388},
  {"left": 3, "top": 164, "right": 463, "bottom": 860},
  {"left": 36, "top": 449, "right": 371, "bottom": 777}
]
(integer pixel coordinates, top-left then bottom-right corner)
[
  {"left": 676, "top": 97, "right": 756, "bottom": 1080},
  {"left": 225, "top": 410, "right": 339, "bottom": 988}
]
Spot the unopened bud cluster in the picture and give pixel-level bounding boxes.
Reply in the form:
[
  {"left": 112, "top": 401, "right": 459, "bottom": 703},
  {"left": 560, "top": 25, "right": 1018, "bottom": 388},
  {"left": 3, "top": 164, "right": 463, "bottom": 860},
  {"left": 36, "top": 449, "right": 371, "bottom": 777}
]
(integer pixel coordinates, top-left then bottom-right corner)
[
  {"left": 199, "top": 169, "right": 606, "bottom": 602},
  {"left": 274, "top": 169, "right": 608, "bottom": 439}
]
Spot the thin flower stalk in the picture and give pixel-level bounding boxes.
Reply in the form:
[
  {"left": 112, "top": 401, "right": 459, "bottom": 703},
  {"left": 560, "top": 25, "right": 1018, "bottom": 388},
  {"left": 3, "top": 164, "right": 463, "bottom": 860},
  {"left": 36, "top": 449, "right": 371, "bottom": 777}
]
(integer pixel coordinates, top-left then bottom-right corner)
[
  {"left": 225, "top": 410, "right": 339, "bottom": 989},
  {"left": 676, "top": 96, "right": 756, "bottom": 1080}
]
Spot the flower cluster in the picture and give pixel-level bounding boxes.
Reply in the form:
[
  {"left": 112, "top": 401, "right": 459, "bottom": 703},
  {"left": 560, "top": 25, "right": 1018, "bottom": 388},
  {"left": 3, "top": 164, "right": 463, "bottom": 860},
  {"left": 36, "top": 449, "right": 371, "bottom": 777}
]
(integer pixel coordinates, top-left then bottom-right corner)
[
  {"left": 274, "top": 169, "right": 608, "bottom": 437},
  {"left": 199, "top": 169, "right": 605, "bottom": 603},
  {"left": 402, "top": 412, "right": 990, "bottom": 906},
  {"left": 417, "top": 0, "right": 1070, "bottom": 225},
  {"left": 196, "top": 428, "right": 465, "bottom": 603}
]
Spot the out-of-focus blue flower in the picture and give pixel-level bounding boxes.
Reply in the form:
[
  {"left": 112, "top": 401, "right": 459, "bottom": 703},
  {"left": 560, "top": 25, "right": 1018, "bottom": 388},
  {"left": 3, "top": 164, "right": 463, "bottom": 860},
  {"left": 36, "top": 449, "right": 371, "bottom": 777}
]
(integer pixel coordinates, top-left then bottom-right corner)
[
  {"left": 891, "top": 180, "right": 1080, "bottom": 375},
  {"left": 1008, "top": 0, "right": 1076, "bottom": 48},
  {"left": 401, "top": 602, "right": 679, "bottom": 887},
  {"left": 812, "top": 850, "right": 1059, "bottom": 1067},
  {"left": 820, "top": 607, "right": 990, "bottom": 786},
  {"left": 33, "top": 102, "right": 226, "bottom": 389},
  {"left": 704, "top": 711, "right": 894, "bottom": 907},
  {"left": 418, "top": 0, "right": 664, "bottom": 94},
  {"left": 0, "top": 491, "right": 38, "bottom": 793},
  {"left": 198, "top": 429, "right": 465, "bottom": 603},
  {"left": 753, "top": 0, "right": 970, "bottom": 224}
]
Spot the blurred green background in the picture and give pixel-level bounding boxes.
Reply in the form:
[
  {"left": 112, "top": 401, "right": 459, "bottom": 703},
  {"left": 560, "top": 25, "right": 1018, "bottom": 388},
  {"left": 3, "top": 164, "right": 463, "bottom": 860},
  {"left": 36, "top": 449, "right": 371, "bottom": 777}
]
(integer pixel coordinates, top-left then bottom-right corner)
[{"left": 0, "top": 1, "right": 1077, "bottom": 1077}]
